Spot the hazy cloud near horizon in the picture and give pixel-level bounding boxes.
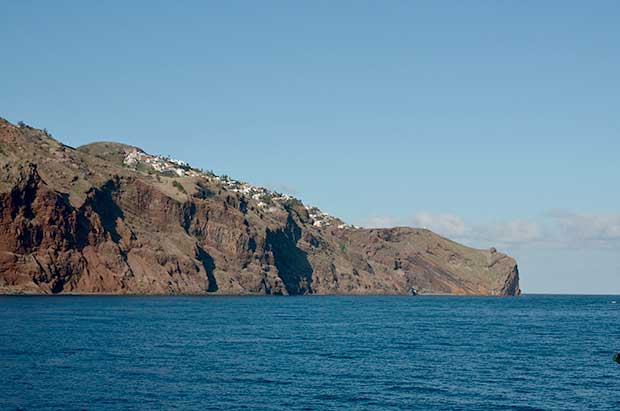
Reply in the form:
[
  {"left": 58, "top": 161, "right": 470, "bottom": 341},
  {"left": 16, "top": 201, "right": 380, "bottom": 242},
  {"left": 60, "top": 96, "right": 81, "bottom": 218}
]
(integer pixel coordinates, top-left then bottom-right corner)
[
  {"left": 363, "top": 210, "right": 620, "bottom": 294},
  {"left": 363, "top": 210, "right": 620, "bottom": 250}
]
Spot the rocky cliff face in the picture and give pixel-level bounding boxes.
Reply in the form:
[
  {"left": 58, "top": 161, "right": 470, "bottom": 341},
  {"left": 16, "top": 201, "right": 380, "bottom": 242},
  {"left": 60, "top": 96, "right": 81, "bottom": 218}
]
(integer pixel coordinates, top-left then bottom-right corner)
[{"left": 0, "top": 118, "right": 520, "bottom": 295}]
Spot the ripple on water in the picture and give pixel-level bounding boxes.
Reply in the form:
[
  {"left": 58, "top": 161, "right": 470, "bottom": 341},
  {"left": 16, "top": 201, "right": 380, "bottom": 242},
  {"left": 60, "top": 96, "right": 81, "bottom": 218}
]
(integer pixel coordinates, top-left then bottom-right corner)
[{"left": 0, "top": 294, "right": 618, "bottom": 411}]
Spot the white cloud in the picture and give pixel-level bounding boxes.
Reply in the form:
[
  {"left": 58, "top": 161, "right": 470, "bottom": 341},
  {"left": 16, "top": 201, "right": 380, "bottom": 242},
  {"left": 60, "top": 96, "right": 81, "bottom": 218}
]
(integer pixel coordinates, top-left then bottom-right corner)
[
  {"left": 361, "top": 210, "right": 620, "bottom": 250},
  {"left": 474, "top": 219, "right": 543, "bottom": 245},
  {"left": 412, "top": 212, "right": 467, "bottom": 238},
  {"left": 362, "top": 211, "right": 620, "bottom": 294},
  {"left": 546, "top": 210, "right": 620, "bottom": 247}
]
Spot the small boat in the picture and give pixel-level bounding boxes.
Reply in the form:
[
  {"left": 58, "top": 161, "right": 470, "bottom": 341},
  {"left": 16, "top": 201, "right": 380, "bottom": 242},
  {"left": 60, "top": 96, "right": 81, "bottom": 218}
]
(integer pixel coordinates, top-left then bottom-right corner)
[{"left": 409, "top": 287, "right": 418, "bottom": 296}]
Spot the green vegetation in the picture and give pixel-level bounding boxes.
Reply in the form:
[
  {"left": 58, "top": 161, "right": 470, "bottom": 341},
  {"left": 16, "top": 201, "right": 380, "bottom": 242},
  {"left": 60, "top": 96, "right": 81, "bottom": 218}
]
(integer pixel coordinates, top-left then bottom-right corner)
[
  {"left": 172, "top": 180, "right": 187, "bottom": 194},
  {"left": 135, "top": 163, "right": 153, "bottom": 174}
]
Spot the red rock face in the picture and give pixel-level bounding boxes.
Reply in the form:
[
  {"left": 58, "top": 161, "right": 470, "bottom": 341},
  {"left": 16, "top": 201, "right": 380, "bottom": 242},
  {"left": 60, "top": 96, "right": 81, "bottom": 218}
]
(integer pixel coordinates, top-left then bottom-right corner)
[
  {"left": 0, "top": 121, "right": 20, "bottom": 144},
  {"left": 0, "top": 118, "right": 520, "bottom": 295}
]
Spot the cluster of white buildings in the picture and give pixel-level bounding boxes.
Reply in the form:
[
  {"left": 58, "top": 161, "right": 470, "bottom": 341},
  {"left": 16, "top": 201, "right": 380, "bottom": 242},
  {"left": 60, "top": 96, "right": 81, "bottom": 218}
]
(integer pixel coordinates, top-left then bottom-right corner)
[
  {"left": 218, "top": 179, "right": 295, "bottom": 210},
  {"left": 123, "top": 149, "right": 200, "bottom": 177},
  {"left": 123, "top": 148, "right": 358, "bottom": 229},
  {"left": 305, "top": 206, "right": 356, "bottom": 229}
]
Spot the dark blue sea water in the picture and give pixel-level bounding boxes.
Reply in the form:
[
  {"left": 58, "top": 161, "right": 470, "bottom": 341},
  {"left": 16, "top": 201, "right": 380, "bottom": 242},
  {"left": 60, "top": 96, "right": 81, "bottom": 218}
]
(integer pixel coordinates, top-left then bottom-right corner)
[{"left": 1, "top": 295, "right": 618, "bottom": 410}]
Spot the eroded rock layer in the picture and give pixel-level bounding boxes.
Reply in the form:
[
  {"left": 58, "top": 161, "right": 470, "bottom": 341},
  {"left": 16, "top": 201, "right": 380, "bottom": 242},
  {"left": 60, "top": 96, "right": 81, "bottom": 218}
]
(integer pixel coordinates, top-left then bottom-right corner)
[{"left": 0, "top": 118, "right": 520, "bottom": 295}]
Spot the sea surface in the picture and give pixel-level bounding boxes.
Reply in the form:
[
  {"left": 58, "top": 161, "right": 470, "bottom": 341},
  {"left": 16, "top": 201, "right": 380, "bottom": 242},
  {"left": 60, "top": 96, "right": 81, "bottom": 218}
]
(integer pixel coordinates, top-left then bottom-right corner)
[{"left": 0, "top": 295, "right": 618, "bottom": 410}]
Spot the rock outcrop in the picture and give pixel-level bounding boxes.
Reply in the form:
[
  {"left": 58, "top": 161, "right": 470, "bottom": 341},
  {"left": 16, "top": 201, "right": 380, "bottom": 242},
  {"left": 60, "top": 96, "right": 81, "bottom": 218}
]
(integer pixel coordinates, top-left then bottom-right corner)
[{"left": 0, "top": 118, "right": 520, "bottom": 295}]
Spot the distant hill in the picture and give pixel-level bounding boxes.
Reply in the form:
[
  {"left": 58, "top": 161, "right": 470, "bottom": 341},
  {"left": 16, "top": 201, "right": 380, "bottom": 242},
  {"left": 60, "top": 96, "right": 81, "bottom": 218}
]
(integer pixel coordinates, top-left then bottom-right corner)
[{"left": 0, "top": 118, "right": 520, "bottom": 295}]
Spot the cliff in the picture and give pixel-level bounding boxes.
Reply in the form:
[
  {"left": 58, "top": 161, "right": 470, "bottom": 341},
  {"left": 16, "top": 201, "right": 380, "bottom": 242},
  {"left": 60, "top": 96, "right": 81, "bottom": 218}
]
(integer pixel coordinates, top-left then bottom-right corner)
[{"left": 0, "top": 118, "right": 520, "bottom": 295}]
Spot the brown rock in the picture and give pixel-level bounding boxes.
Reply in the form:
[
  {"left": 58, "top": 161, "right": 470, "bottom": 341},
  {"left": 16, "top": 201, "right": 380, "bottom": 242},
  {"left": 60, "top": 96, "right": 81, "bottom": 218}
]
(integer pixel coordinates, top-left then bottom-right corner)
[{"left": 0, "top": 117, "right": 520, "bottom": 296}]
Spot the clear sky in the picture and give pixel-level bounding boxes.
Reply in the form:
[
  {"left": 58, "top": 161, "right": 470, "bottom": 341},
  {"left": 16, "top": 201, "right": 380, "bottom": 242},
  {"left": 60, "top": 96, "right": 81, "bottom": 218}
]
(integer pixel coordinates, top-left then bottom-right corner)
[{"left": 2, "top": 1, "right": 619, "bottom": 293}]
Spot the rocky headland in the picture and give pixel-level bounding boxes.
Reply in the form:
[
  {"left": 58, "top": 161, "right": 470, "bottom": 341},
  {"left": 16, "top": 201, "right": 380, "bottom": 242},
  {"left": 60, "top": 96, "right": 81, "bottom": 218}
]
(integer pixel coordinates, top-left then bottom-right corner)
[{"left": 0, "top": 118, "right": 520, "bottom": 295}]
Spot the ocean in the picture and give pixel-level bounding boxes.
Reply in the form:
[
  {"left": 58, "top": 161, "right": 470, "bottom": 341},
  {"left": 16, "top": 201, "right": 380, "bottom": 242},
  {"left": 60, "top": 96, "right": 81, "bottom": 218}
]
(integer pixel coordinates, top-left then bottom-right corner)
[{"left": 1, "top": 295, "right": 618, "bottom": 410}]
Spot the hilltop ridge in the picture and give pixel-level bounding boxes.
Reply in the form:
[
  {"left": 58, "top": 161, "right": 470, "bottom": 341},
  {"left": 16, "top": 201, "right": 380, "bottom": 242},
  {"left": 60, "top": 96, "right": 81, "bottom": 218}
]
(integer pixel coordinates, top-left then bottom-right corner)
[
  {"left": 0, "top": 118, "right": 520, "bottom": 295},
  {"left": 78, "top": 141, "right": 353, "bottom": 229}
]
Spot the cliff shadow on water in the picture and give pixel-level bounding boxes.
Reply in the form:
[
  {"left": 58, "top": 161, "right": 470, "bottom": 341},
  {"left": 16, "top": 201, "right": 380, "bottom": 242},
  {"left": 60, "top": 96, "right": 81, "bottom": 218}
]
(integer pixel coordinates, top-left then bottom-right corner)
[{"left": 266, "top": 215, "right": 313, "bottom": 295}]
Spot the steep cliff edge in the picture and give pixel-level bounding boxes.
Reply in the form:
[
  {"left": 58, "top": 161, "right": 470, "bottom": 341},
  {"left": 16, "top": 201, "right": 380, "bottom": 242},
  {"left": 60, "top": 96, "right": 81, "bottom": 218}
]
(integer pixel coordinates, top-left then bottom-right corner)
[{"left": 0, "top": 118, "right": 520, "bottom": 295}]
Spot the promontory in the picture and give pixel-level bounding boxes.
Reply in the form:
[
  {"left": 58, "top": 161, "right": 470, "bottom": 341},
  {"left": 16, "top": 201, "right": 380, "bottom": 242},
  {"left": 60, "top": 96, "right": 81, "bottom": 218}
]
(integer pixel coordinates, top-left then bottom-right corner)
[{"left": 0, "top": 118, "right": 520, "bottom": 296}]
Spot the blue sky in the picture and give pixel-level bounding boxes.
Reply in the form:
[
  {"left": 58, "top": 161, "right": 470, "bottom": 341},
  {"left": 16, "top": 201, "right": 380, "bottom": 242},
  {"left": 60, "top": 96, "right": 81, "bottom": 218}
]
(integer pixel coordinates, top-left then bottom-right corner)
[{"left": 2, "top": 1, "right": 619, "bottom": 293}]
